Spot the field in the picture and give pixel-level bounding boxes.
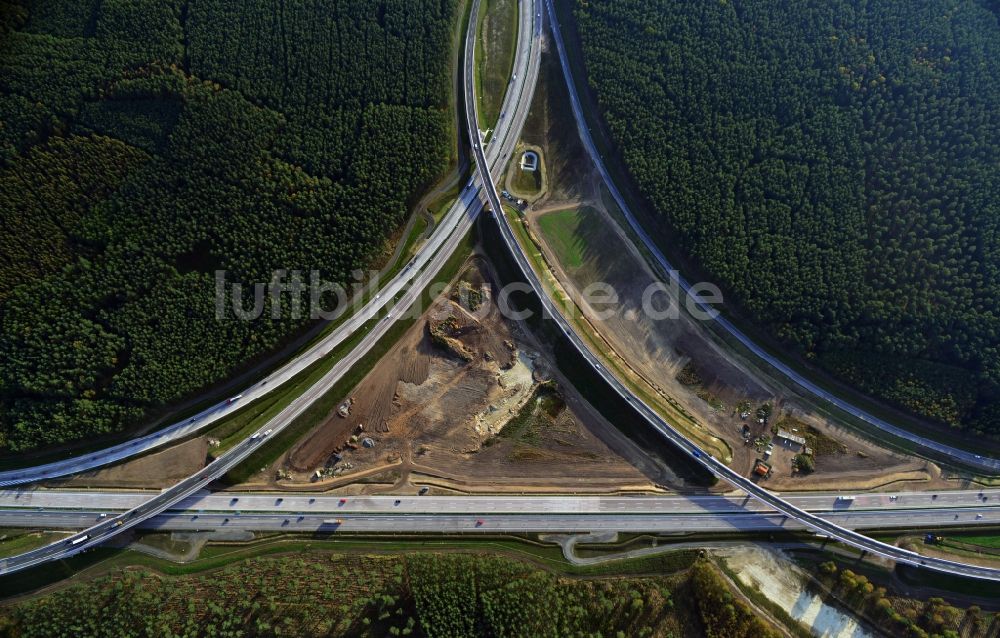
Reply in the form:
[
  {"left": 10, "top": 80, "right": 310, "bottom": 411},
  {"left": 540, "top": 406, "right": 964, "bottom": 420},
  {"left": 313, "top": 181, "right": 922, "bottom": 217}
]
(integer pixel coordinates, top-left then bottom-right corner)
[
  {"left": 0, "top": 530, "right": 70, "bottom": 559},
  {"left": 476, "top": 0, "right": 518, "bottom": 129},
  {"left": 509, "top": 162, "right": 543, "bottom": 197},
  {"left": 0, "top": 0, "right": 459, "bottom": 453},
  {"left": 535, "top": 208, "right": 588, "bottom": 270}
]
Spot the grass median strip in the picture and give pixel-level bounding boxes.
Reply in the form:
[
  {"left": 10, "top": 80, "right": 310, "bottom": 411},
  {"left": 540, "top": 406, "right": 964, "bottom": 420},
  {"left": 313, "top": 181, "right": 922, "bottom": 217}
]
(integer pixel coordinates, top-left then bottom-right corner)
[{"left": 476, "top": 0, "right": 518, "bottom": 130}]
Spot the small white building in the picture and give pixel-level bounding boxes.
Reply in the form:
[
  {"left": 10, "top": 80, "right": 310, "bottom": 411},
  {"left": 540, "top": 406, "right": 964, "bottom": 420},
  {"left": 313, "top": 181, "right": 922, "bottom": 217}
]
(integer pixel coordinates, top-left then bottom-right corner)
[{"left": 520, "top": 150, "right": 539, "bottom": 172}]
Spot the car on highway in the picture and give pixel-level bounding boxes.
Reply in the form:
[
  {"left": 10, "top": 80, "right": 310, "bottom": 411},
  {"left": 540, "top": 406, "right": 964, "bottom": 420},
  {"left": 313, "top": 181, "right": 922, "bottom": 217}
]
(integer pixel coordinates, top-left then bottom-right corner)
[{"left": 226, "top": 394, "right": 243, "bottom": 404}]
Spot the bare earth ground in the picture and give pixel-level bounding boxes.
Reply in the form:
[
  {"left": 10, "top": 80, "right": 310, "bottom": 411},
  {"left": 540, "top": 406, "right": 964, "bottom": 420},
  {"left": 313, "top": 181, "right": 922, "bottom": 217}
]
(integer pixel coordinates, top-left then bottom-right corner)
[
  {"left": 258, "top": 258, "right": 680, "bottom": 494},
  {"left": 511, "top": 43, "right": 938, "bottom": 492},
  {"left": 54, "top": 437, "right": 208, "bottom": 489}
]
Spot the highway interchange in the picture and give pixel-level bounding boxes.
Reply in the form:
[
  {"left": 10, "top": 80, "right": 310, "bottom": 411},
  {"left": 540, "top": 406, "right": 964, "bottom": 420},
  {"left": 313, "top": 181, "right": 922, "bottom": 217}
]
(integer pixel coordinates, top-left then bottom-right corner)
[{"left": 0, "top": 0, "right": 998, "bottom": 585}]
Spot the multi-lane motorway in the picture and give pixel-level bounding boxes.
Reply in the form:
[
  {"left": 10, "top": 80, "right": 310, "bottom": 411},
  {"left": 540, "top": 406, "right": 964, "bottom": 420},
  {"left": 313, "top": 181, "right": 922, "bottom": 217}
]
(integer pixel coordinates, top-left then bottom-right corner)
[
  {"left": 469, "top": 0, "right": 1000, "bottom": 581},
  {"left": 1, "top": 508, "right": 997, "bottom": 535},
  {"left": 4, "top": 489, "right": 998, "bottom": 535},
  {"left": 541, "top": 0, "right": 999, "bottom": 475},
  {"left": 0, "top": 0, "right": 543, "bottom": 576},
  {"left": 4, "top": 489, "right": 998, "bottom": 515}
]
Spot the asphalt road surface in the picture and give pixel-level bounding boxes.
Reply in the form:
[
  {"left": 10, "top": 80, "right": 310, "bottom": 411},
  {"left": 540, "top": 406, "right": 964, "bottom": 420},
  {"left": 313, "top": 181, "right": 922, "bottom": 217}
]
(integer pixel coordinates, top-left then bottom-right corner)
[
  {"left": 4, "top": 489, "right": 999, "bottom": 515},
  {"left": 541, "top": 0, "right": 999, "bottom": 476},
  {"left": 1, "top": 508, "right": 996, "bottom": 535}
]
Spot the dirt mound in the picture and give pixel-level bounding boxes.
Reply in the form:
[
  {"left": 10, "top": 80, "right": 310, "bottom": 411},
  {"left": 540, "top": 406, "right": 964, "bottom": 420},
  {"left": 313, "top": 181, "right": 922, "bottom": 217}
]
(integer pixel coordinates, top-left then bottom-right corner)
[{"left": 428, "top": 311, "right": 478, "bottom": 362}]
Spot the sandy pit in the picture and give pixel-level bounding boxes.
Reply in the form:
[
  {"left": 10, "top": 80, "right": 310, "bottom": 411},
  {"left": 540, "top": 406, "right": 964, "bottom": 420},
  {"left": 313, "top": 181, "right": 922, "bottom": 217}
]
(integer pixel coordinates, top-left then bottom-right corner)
[{"left": 718, "top": 546, "right": 875, "bottom": 638}]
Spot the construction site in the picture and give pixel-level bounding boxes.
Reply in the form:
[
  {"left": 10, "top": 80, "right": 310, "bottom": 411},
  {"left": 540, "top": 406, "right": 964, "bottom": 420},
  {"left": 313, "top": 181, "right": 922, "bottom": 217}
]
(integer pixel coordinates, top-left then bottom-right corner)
[{"left": 269, "top": 259, "right": 678, "bottom": 494}]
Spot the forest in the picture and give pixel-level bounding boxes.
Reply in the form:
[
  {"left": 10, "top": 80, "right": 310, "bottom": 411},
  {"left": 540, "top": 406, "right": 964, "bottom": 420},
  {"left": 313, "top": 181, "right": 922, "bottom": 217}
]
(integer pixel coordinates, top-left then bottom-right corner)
[
  {"left": 0, "top": 0, "right": 457, "bottom": 450},
  {"left": 572, "top": 0, "right": 1000, "bottom": 435},
  {"left": 0, "top": 552, "right": 778, "bottom": 638}
]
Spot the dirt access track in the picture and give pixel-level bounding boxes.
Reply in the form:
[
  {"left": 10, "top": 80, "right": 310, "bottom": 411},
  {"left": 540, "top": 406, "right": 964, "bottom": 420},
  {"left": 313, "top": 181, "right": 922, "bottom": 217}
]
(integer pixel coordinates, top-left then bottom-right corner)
[
  {"left": 261, "top": 257, "right": 683, "bottom": 494},
  {"left": 508, "top": 42, "right": 941, "bottom": 493}
]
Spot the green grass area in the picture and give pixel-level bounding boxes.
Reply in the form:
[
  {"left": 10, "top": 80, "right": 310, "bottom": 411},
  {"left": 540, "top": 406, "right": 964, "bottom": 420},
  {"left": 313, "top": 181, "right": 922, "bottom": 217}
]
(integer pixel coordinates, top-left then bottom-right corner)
[
  {"left": 131, "top": 532, "right": 198, "bottom": 557},
  {"left": 427, "top": 181, "right": 463, "bottom": 224},
  {"left": 395, "top": 213, "right": 430, "bottom": 267},
  {"left": 536, "top": 207, "right": 587, "bottom": 270},
  {"left": 510, "top": 164, "right": 542, "bottom": 195},
  {"left": 951, "top": 535, "right": 1000, "bottom": 549},
  {"left": 475, "top": 0, "right": 518, "bottom": 129},
  {"left": 0, "top": 530, "right": 70, "bottom": 559}
]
